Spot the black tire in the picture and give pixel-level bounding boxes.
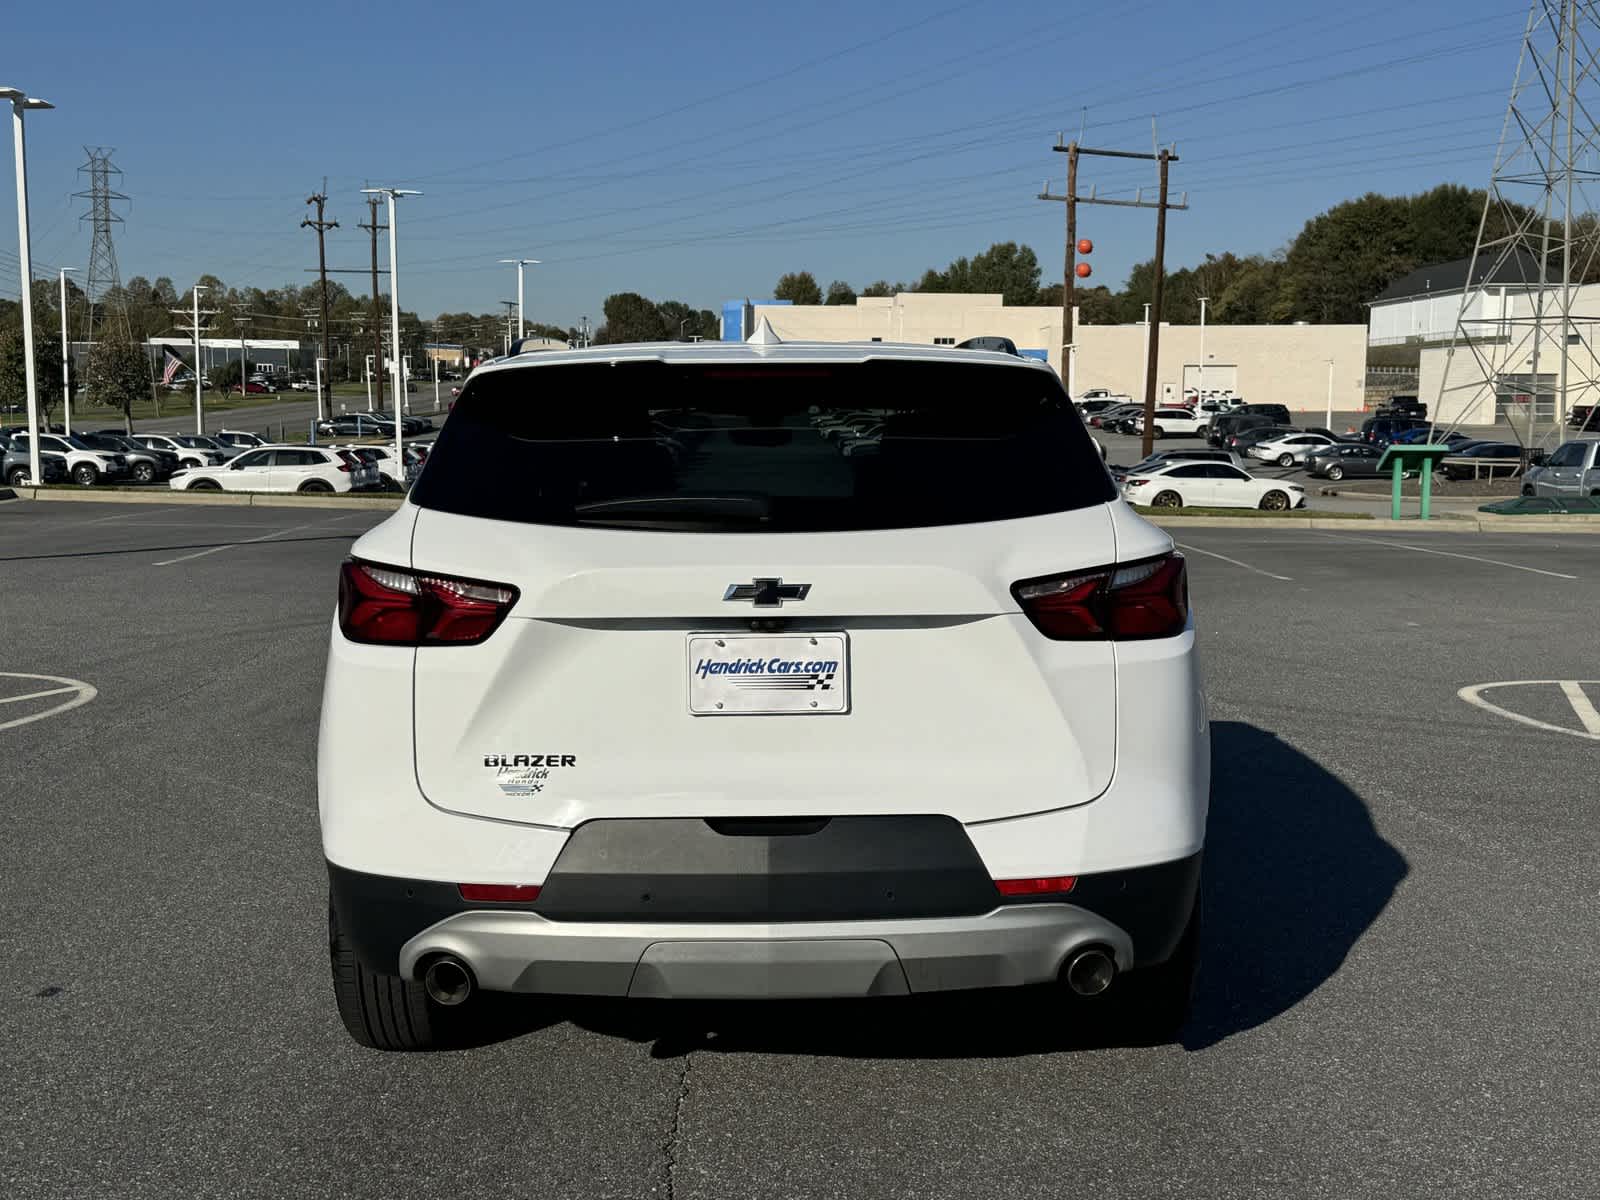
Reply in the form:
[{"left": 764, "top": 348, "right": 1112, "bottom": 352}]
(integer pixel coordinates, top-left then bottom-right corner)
[
  {"left": 1260, "top": 489, "right": 1290, "bottom": 511},
  {"left": 71, "top": 463, "right": 99, "bottom": 486},
  {"left": 1277, "top": 452, "right": 1295, "bottom": 468},
  {"left": 1522, "top": 484, "right": 1535, "bottom": 496},
  {"left": 188, "top": 478, "right": 221, "bottom": 491},
  {"left": 6, "top": 465, "right": 29, "bottom": 487},
  {"left": 1326, "top": 465, "right": 1345, "bottom": 481},
  {"left": 1151, "top": 489, "right": 1183, "bottom": 509},
  {"left": 132, "top": 461, "right": 156, "bottom": 484},
  {"left": 1151, "top": 426, "right": 1165, "bottom": 440},
  {"left": 299, "top": 479, "right": 334, "bottom": 493},
  {"left": 329, "top": 897, "right": 439, "bottom": 1051},
  {"left": 1115, "top": 894, "right": 1201, "bottom": 1045}
]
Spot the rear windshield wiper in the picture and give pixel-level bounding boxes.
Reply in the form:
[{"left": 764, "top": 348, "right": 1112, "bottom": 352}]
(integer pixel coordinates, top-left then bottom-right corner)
[{"left": 573, "top": 494, "right": 772, "bottom": 527}]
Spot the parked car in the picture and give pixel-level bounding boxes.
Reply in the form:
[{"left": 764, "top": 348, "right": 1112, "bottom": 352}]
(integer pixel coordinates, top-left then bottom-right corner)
[
  {"left": 0, "top": 435, "right": 69, "bottom": 486},
  {"left": 1227, "top": 424, "right": 1297, "bottom": 454},
  {"left": 1208, "top": 405, "right": 1291, "bottom": 447},
  {"left": 1249, "top": 432, "right": 1341, "bottom": 468},
  {"left": 1088, "top": 403, "right": 1143, "bottom": 430},
  {"left": 214, "top": 430, "right": 268, "bottom": 451},
  {"left": 1136, "top": 407, "right": 1209, "bottom": 439},
  {"left": 1121, "top": 460, "right": 1306, "bottom": 510},
  {"left": 1109, "top": 448, "right": 1247, "bottom": 480},
  {"left": 1359, "top": 416, "right": 1431, "bottom": 445},
  {"left": 131, "top": 433, "right": 229, "bottom": 469},
  {"left": 1076, "top": 387, "right": 1132, "bottom": 405},
  {"left": 320, "top": 341, "right": 1207, "bottom": 1050},
  {"left": 169, "top": 445, "right": 381, "bottom": 493},
  {"left": 75, "top": 432, "right": 176, "bottom": 483},
  {"left": 1523, "top": 437, "right": 1600, "bottom": 497},
  {"left": 289, "top": 379, "right": 315, "bottom": 392},
  {"left": 317, "top": 414, "right": 395, "bottom": 438},
  {"left": 8, "top": 432, "right": 128, "bottom": 485},
  {"left": 1566, "top": 404, "right": 1598, "bottom": 431},
  {"left": 1438, "top": 442, "right": 1525, "bottom": 481},
  {"left": 234, "top": 381, "right": 270, "bottom": 395},
  {"left": 329, "top": 443, "right": 426, "bottom": 490},
  {"left": 1076, "top": 399, "right": 1126, "bottom": 419},
  {"left": 1304, "top": 443, "right": 1389, "bottom": 481}
]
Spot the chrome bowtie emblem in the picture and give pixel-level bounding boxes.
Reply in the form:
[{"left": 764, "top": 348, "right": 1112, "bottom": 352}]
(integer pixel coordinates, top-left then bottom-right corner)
[{"left": 723, "top": 578, "right": 811, "bottom": 607}]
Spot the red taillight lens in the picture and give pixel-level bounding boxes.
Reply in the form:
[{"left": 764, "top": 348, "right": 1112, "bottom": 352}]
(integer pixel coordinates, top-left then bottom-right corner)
[
  {"left": 1013, "top": 552, "right": 1187, "bottom": 641},
  {"left": 458, "top": 883, "right": 541, "bottom": 902},
  {"left": 337, "top": 560, "right": 518, "bottom": 646},
  {"left": 995, "top": 875, "right": 1077, "bottom": 896}
]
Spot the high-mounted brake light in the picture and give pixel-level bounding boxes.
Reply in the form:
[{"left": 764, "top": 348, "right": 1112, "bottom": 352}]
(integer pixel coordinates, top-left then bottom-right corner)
[
  {"left": 458, "top": 883, "right": 542, "bottom": 902},
  {"left": 1013, "top": 552, "right": 1188, "bottom": 641},
  {"left": 338, "top": 559, "right": 519, "bottom": 646}
]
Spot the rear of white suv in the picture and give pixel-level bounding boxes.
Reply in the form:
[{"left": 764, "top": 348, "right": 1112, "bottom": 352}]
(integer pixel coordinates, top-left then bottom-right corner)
[{"left": 320, "top": 342, "right": 1209, "bottom": 1050}]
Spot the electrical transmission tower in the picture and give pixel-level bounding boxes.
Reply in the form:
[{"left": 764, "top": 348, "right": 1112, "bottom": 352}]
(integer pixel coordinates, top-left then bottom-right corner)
[
  {"left": 1435, "top": 1, "right": 1600, "bottom": 447},
  {"left": 75, "top": 147, "right": 132, "bottom": 347}
]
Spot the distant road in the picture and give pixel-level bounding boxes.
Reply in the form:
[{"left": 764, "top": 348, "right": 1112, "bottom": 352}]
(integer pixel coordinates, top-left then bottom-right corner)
[{"left": 134, "top": 386, "right": 450, "bottom": 436}]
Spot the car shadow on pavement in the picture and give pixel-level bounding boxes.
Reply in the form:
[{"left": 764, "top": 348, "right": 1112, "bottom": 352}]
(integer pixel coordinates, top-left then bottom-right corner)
[{"left": 456, "top": 720, "right": 1407, "bottom": 1058}]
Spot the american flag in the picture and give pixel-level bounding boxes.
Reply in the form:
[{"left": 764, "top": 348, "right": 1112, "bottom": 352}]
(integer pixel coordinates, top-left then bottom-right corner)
[{"left": 160, "top": 347, "right": 190, "bottom": 385}]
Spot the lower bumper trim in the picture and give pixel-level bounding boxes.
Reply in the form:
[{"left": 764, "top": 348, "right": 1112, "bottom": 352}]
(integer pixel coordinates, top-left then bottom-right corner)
[{"left": 398, "top": 906, "right": 1135, "bottom": 1000}]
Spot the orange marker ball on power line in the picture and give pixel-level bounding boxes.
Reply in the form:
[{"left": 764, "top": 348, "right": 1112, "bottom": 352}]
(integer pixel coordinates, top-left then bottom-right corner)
[
  {"left": 1075, "top": 262, "right": 1093, "bottom": 278},
  {"left": 1077, "top": 238, "right": 1094, "bottom": 254}
]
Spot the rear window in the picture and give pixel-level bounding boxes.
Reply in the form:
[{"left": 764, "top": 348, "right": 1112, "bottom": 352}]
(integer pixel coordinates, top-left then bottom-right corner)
[{"left": 411, "top": 359, "right": 1114, "bottom": 532}]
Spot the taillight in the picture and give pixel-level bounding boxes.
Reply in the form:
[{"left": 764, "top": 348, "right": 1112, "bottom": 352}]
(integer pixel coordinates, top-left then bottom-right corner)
[
  {"left": 337, "top": 559, "right": 518, "bottom": 645},
  {"left": 1013, "top": 552, "right": 1188, "bottom": 641},
  {"left": 995, "top": 875, "right": 1077, "bottom": 897},
  {"left": 458, "top": 883, "right": 541, "bottom": 902}
]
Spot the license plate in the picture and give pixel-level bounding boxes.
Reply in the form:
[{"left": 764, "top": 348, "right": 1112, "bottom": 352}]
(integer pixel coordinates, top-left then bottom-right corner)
[{"left": 688, "top": 633, "right": 849, "bottom": 715}]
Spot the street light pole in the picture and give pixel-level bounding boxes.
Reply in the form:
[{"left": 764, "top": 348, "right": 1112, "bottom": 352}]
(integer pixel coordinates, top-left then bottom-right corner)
[
  {"left": 192, "top": 284, "right": 206, "bottom": 434},
  {"left": 2, "top": 86, "right": 54, "bottom": 487},
  {"left": 366, "top": 187, "right": 420, "bottom": 488},
  {"left": 58, "top": 267, "right": 77, "bottom": 436},
  {"left": 1197, "top": 296, "right": 1208, "bottom": 408},
  {"left": 499, "top": 258, "right": 539, "bottom": 340},
  {"left": 1326, "top": 359, "right": 1335, "bottom": 430}
]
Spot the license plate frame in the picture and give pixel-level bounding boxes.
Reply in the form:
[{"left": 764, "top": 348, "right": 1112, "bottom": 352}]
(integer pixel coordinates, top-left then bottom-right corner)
[{"left": 687, "top": 632, "right": 850, "bottom": 716}]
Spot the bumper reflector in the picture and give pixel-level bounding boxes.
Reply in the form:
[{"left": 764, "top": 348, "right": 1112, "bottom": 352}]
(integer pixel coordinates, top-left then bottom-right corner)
[
  {"left": 995, "top": 875, "right": 1078, "bottom": 897},
  {"left": 457, "top": 883, "right": 542, "bottom": 903}
]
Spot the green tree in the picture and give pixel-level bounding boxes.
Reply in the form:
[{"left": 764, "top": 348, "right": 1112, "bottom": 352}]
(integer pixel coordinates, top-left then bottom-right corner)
[
  {"left": 773, "top": 271, "right": 823, "bottom": 305},
  {"left": 0, "top": 326, "right": 68, "bottom": 422},
  {"left": 860, "top": 280, "right": 896, "bottom": 298},
  {"left": 86, "top": 333, "right": 151, "bottom": 432},
  {"left": 595, "top": 292, "right": 667, "bottom": 344},
  {"left": 824, "top": 280, "right": 856, "bottom": 305},
  {"left": 965, "top": 242, "right": 1040, "bottom": 305}
]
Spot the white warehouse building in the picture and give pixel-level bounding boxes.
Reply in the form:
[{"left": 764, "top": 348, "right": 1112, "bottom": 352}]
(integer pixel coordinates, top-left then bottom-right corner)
[{"left": 737, "top": 292, "right": 1367, "bottom": 413}]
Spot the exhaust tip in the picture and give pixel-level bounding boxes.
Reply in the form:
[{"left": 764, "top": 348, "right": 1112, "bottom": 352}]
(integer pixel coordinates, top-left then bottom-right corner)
[
  {"left": 422, "top": 955, "right": 475, "bottom": 1007},
  {"left": 1063, "top": 946, "right": 1116, "bottom": 997}
]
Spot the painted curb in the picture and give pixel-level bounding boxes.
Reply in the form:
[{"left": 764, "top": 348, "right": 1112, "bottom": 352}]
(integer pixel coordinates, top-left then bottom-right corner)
[
  {"left": 13, "top": 487, "right": 403, "bottom": 511},
  {"left": 1148, "top": 515, "right": 1600, "bottom": 533}
]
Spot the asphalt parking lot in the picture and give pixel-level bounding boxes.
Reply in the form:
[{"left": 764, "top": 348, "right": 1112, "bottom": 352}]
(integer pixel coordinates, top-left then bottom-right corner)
[{"left": 3, "top": 500, "right": 1598, "bottom": 1199}]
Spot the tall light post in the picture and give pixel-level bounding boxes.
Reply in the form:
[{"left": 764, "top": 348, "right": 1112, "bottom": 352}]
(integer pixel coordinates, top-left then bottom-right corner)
[
  {"left": 364, "top": 187, "right": 419, "bottom": 484},
  {"left": 499, "top": 258, "right": 538, "bottom": 340},
  {"left": 191, "top": 283, "right": 207, "bottom": 434},
  {"left": 1196, "top": 295, "right": 1209, "bottom": 407},
  {"left": 1326, "top": 358, "right": 1335, "bottom": 430},
  {"left": 2, "top": 86, "right": 54, "bottom": 487},
  {"left": 58, "top": 267, "right": 77, "bottom": 436}
]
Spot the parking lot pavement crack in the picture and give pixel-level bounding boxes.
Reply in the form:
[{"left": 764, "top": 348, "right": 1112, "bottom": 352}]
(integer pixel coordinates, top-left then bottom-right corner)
[{"left": 660, "top": 1053, "right": 693, "bottom": 1200}]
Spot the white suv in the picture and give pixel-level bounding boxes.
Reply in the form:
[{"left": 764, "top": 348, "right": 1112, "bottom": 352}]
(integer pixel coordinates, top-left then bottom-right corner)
[
  {"left": 320, "top": 339, "right": 1209, "bottom": 1050},
  {"left": 170, "top": 445, "right": 379, "bottom": 492}
]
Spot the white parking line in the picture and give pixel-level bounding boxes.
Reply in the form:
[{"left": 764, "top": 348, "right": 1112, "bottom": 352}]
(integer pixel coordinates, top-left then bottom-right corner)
[
  {"left": 1559, "top": 681, "right": 1600, "bottom": 734},
  {"left": 0, "top": 672, "right": 97, "bottom": 732},
  {"left": 1319, "top": 531, "right": 1577, "bottom": 579},
  {"left": 1173, "top": 542, "right": 1293, "bottom": 582},
  {"left": 153, "top": 522, "right": 317, "bottom": 567},
  {"left": 1458, "top": 681, "right": 1600, "bottom": 742}
]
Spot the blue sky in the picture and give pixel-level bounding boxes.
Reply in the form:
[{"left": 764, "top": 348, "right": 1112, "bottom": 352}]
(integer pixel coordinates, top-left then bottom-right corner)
[{"left": 1, "top": 0, "right": 1528, "bottom": 325}]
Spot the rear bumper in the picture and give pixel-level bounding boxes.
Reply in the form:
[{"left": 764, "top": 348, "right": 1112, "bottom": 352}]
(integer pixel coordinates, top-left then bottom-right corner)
[{"left": 328, "top": 852, "right": 1200, "bottom": 999}]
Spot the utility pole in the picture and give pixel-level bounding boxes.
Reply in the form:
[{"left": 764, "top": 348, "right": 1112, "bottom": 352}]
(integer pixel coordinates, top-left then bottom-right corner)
[
  {"left": 172, "top": 285, "right": 216, "bottom": 434},
  {"left": 302, "top": 184, "right": 338, "bottom": 422},
  {"left": 499, "top": 300, "right": 517, "bottom": 354},
  {"left": 1197, "top": 296, "right": 1209, "bottom": 406},
  {"left": 1041, "top": 138, "right": 1187, "bottom": 438},
  {"left": 359, "top": 196, "right": 386, "bottom": 414}
]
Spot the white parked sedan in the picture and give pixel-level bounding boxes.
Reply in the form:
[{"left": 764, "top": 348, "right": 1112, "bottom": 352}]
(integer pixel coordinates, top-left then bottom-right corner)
[
  {"left": 1135, "top": 407, "right": 1209, "bottom": 438},
  {"left": 1121, "top": 460, "right": 1307, "bottom": 510},
  {"left": 168, "top": 445, "right": 381, "bottom": 493},
  {"left": 1249, "top": 432, "right": 1340, "bottom": 468}
]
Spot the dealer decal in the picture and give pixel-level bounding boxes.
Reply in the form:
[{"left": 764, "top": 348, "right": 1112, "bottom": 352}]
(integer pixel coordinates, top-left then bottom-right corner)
[{"left": 484, "top": 753, "right": 577, "bottom": 796}]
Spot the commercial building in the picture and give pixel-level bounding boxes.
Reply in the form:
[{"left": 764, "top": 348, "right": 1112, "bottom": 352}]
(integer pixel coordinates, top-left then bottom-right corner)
[{"left": 741, "top": 292, "right": 1367, "bottom": 414}]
